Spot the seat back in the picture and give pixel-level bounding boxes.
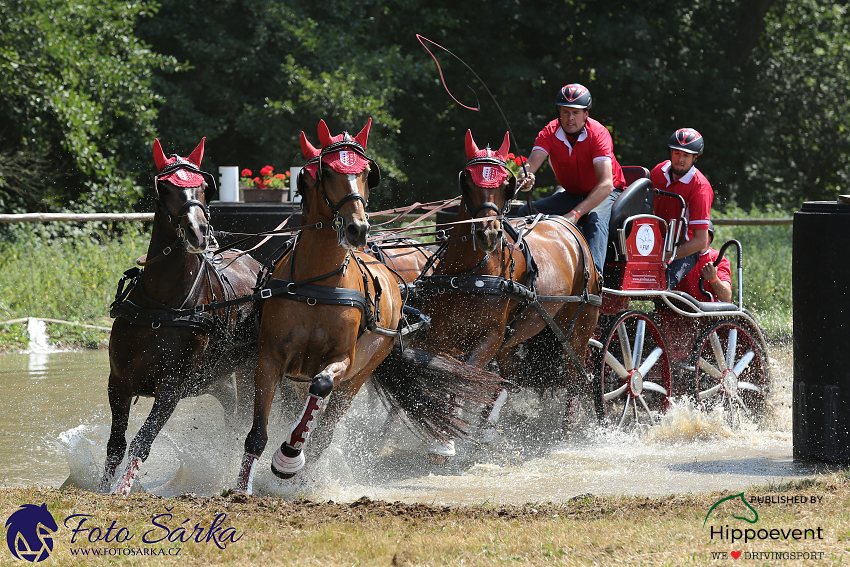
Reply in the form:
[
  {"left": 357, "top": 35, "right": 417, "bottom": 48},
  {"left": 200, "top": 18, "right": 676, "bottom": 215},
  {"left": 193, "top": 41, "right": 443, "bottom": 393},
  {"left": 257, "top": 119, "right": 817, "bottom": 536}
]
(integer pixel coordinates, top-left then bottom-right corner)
[
  {"left": 621, "top": 165, "right": 650, "bottom": 188},
  {"left": 609, "top": 177, "right": 654, "bottom": 244}
]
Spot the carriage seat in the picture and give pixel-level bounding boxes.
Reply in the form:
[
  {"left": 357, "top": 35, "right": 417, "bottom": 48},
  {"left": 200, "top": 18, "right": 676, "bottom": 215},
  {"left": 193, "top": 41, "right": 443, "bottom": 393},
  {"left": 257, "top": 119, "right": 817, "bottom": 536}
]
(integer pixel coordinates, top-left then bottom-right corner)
[
  {"left": 601, "top": 166, "right": 669, "bottom": 292},
  {"left": 607, "top": 167, "right": 656, "bottom": 261}
]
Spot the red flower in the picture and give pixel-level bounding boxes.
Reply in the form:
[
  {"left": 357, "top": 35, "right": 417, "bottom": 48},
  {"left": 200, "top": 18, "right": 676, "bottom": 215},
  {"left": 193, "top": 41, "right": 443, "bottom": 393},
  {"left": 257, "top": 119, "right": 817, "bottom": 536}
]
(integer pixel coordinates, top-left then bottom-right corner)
[
  {"left": 284, "top": 170, "right": 290, "bottom": 177},
  {"left": 515, "top": 156, "right": 528, "bottom": 166},
  {"left": 273, "top": 173, "right": 287, "bottom": 180},
  {"left": 260, "top": 165, "right": 274, "bottom": 177},
  {"left": 507, "top": 153, "right": 515, "bottom": 160},
  {"left": 241, "top": 168, "right": 252, "bottom": 177}
]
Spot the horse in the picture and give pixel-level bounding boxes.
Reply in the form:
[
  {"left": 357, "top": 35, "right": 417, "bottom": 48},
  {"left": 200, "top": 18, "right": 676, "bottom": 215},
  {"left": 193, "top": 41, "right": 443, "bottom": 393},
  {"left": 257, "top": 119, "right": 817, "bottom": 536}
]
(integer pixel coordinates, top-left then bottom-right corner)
[
  {"left": 102, "top": 138, "right": 262, "bottom": 495},
  {"left": 233, "top": 119, "right": 500, "bottom": 492},
  {"left": 376, "top": 130, "right": 602, "bottom": 460}
]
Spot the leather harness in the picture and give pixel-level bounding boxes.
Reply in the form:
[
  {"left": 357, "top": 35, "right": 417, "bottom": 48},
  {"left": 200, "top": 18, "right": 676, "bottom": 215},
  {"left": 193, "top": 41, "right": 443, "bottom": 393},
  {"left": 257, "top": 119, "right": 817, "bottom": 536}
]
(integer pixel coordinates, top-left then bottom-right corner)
[{"left": 414, "top": 214, "right": 602, "bottom": 381}]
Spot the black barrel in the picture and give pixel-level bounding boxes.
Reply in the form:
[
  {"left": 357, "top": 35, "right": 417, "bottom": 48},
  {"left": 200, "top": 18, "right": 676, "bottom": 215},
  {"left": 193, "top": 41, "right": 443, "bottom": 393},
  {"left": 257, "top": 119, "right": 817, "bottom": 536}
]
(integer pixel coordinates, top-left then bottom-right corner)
[
  {"left": 792, "top": 200, "right": 850, "bottom": 464},
  {"left": 210, "top": 201, "right": 300, "bottom": 266}
]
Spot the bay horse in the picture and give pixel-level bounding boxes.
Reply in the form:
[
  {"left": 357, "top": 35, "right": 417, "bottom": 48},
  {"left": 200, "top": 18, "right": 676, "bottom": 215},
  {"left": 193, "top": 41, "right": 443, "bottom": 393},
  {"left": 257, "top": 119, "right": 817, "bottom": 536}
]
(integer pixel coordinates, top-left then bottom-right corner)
[
  {"left": 234, "top": 120, "right": 498, "bottom": 492},
  {"left": 102, "top": 138, "right": 262, "bottom": 495},
  {"left": 378, "top": 130, "right": 602, "bottom": 460},
  {"left": 232, "top": 119, "right": 408, "bottom": 492}
]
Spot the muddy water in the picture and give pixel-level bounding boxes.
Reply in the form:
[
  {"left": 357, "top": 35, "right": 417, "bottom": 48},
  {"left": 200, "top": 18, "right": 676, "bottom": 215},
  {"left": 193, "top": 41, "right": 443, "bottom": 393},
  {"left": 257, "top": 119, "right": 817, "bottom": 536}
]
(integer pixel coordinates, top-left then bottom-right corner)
[{"left": 0, "top": 344, "right": 830, "bottom": 504}]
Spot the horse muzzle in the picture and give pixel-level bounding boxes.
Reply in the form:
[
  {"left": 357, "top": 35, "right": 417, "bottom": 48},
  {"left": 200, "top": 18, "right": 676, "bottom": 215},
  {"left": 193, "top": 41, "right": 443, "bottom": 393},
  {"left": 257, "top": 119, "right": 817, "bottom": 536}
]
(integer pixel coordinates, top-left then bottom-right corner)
[
  {"left": 341, "top": 217, "right": 370, "bottom": 249},
  {"left": 474, "top": 219, "right": 502, "bottom": 253}
]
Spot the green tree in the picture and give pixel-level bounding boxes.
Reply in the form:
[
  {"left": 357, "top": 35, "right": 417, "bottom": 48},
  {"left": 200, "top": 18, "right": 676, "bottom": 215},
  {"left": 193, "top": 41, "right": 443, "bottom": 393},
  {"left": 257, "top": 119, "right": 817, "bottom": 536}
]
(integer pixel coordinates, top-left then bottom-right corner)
[{"left": 0, "top": 0, "right": 175, "bottom": 214}]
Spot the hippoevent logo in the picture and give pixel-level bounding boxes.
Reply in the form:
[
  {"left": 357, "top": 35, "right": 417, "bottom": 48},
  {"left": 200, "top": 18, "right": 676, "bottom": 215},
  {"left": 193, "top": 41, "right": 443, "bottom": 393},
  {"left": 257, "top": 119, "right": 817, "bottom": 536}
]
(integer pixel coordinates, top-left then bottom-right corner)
[
  {"left": 5, "top": 504, "right": 58, "bottom": 562},
  {"left": 703, "top": 492, "right": 826, "bottom": 561},
  {"left": 5, "top": 503, "right": 244, "bottom": 561}
]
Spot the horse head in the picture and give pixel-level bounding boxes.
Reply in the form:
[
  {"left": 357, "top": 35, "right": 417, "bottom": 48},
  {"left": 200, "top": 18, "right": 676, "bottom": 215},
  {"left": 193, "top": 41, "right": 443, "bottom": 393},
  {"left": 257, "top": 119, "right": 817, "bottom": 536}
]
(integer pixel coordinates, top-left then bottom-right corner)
[
  {"left": 298, "top": 119, "right": 379, "bottom": 249},
  {"left": 460, "top": 130, "right": 516, "bottom": 253},
  {"left": 152, "top": 138, "right": 212, "bottom": 254}
]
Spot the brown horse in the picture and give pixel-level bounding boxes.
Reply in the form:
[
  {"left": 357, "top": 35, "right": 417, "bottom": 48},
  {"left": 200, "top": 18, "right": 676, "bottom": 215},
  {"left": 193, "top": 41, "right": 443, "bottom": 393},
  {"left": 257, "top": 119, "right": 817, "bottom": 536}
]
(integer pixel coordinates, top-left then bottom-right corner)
[
  {"left": 382, "top": 130, "right": 602, "bottom": 459},
  {"left": 232, "top": 119, "right": 410, "bottom": 493},
  {"left": 103, "top": 138, "right": 262, "bottom": 495}
]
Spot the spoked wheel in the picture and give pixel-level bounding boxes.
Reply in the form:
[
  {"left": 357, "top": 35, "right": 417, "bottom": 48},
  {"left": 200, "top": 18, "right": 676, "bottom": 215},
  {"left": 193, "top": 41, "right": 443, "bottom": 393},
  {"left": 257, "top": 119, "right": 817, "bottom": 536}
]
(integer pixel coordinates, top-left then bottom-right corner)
[
  {"left": 592, "top": 311, "right": 672, "bottom": 427},
  {"left": 688, "top": 320, "right": 770, "bottom": 427}
]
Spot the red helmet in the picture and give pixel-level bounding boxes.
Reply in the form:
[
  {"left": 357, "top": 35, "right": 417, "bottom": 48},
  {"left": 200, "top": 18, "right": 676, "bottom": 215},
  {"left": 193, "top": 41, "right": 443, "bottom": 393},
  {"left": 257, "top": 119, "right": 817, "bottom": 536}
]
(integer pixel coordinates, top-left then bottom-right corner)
[
  {"left": 668, "top": 128, "right": 704, "bottom": 156},
  {"left": 556, "top": 83, "right": 592, "bottom": 109}
]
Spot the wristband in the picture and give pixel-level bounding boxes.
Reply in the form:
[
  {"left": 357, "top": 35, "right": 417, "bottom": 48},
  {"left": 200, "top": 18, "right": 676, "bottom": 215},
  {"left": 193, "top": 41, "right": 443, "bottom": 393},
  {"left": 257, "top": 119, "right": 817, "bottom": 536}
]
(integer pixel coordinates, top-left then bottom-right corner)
[
  {"left": 708, "top": 276, "right": 719, "bottom": 284},
  {"left": 570, "top": 210, "right": 581, "bottom": 220}
]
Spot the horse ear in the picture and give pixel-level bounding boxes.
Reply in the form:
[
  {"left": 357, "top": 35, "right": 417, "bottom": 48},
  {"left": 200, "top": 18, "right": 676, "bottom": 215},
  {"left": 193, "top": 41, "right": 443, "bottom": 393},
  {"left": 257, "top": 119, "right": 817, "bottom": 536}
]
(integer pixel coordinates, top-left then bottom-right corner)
[
  {"left": 498, "top": 131, "right": 510, "bottom": 158},
  {"left": 300, "top": 131, "right": 319, "bottom": 159},
  {"left": 464, "top": 130, "right": 479, "bottom": 160},
  {"left": 354, "top": 117, "right": 372, "bottom": 149},
  {"left": 317, "top": 120, "right": 333, "bottom": 148},
  {"left": 153, "top": 139, "right": 168, "bottom": 172},
  {"left": 187, "top": 137, "right": 206, "bottom": 167}
]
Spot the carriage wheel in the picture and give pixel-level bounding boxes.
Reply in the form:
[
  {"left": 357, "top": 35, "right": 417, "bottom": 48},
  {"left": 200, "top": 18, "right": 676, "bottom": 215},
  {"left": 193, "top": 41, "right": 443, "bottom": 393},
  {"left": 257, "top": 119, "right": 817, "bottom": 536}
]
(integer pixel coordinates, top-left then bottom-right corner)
[
  {"left": 688, "top": 321, "right": 770, "bottom": 427},
  {"left": 592, "top": 311, "right": 672, "bottom": 427}
]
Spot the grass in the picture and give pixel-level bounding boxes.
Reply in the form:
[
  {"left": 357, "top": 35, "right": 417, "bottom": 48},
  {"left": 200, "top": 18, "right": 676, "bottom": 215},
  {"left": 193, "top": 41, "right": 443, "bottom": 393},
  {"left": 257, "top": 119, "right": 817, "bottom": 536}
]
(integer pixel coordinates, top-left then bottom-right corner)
[
  {"left": 0, "top": 224, "right": 148, "bottom": 351},
  {"left": 0, "top": 209, "right": 794, "bottom": 350},
  {"left": 712, "top": 207, "right": 793, "bottom": 343},
  {"left": 1, "top": 471, "right": 848, "bottom": 566}
]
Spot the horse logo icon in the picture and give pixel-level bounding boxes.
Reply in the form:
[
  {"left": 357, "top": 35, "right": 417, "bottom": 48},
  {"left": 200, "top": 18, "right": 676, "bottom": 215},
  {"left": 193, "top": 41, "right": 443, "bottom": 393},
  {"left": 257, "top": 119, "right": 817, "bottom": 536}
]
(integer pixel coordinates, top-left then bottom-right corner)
[
  {"left": 5, "top": 504, "right": 58, "bottom": 562},
  {"left": 703, "top": 492, "right": 759, "bottom": 527}
]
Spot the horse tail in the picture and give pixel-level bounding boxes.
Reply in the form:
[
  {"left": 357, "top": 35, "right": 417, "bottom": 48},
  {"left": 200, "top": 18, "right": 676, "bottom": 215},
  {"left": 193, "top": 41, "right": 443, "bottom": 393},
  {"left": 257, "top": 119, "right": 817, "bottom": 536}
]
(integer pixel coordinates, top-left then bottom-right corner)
[{"left": 370, "top": 346, "right": 504, "bottom": 441}]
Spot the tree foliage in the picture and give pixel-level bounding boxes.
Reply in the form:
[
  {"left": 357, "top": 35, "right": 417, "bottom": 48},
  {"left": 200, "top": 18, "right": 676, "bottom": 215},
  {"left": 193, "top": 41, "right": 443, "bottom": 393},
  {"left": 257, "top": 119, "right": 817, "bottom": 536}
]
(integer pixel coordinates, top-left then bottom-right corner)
[
  {"left": 0, "top": 0, "right": 847, "bottom": 213},
  {"left": 0, "top": 0, "right": 175, "bottom": 212}
]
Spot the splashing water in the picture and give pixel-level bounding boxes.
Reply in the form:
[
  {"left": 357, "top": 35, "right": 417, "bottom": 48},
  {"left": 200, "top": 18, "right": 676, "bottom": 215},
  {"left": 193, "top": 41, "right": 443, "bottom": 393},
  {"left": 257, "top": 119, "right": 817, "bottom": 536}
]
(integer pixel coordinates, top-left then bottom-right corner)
[
  {"left": 0, "top": 345, "right": 830, "bottom": 504},
  {"left": 26, "top": 318, "right": 56, "bottom": 354}
]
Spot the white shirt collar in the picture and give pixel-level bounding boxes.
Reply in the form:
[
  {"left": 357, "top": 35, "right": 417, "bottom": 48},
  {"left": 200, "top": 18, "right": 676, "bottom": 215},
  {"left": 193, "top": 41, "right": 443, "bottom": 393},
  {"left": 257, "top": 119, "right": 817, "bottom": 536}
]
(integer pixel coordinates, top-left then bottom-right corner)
[
  {"left": 661, "top": 160, "right": 696, "bottom": 185},
  {"left": 555, "top": 125, "right": 587, "bottom": 155}
]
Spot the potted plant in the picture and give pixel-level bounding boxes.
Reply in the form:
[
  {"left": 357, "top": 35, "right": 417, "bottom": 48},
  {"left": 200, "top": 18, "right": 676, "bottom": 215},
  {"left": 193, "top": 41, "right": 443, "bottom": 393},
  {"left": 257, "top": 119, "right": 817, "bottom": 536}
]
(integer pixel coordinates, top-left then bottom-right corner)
[{"left": 240, "top": 165, "right": 290, "bottom": 202}]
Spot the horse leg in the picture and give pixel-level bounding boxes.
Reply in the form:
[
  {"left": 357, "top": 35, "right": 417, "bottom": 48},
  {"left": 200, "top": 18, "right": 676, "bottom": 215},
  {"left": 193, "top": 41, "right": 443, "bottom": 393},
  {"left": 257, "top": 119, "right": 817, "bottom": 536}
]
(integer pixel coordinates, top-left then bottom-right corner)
[
  {"left": 269, "top": 367, "right": 338, "bottom": 479},
  {"left": 100, "top": 373, "right": 131, "bottom": 492},
  {"left": 235, "top": 354, "right": 281, "bottom": 494},
  {"left": 113, "top": 380, "right": 184, "bottom": 496},
  {"left": 206, "top": 374, "right": 238, "bottom": 426}
]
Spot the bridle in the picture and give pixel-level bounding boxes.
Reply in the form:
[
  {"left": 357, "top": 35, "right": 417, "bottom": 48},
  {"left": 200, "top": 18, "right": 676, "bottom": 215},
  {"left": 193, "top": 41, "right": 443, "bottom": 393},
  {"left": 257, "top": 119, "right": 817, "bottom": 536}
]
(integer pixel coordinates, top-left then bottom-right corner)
[
  {"left": 306, "top": 133, "right": 381, "bottom": 238},
  {"left": 140, "top": 158, "right": 216, "bottom": 266},
  {"left": 459, "top": 149, "right": 516, "bottom": 232}
]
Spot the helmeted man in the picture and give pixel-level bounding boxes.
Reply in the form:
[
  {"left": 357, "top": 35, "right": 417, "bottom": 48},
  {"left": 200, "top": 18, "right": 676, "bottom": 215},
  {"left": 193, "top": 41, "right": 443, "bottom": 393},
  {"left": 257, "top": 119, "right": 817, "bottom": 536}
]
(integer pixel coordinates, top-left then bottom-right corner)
[
  {"left": 675, "top": 221, "right": 732, "bottom": 303},
  {"left": 651, "top": 128, "right": 713, "bottom": 289},
  {"left": 515, "top": 83, "right": 626, "bottom": 275}
]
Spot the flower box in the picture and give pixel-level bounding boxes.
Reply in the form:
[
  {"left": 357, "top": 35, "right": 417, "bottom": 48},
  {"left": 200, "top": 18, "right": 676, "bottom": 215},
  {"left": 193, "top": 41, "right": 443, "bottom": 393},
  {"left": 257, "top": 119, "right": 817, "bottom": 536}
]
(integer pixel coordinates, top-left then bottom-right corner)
[{"left": 242, "top": 188, "right": 288, "bottom": 202}]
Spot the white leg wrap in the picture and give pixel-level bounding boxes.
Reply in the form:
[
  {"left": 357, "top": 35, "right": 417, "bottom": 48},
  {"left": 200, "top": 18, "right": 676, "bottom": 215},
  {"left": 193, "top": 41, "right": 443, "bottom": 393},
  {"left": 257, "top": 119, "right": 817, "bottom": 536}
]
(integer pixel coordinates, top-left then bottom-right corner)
[
  {"left": 271, "top": 446, "right": 305, "bottom": 476},
  {"left": 486, "top": 389, "right": 509, "bottom": 424},
  {"left": 234, "top": 453, "right": 259, "bottom": 495},
  {"left": 113, "top": 455, "right": 141, "bottom": 496}
]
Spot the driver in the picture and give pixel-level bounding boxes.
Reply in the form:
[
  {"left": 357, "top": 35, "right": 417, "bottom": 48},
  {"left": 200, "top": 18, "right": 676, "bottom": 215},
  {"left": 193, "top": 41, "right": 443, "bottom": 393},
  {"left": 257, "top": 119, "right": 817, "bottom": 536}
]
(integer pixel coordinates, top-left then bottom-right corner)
[
  {"left": 651, "top": 128, "right": 714, "bottom": 289},
  {"left": 675, "top": 222, "right": 732, "bottom": 303},
  {"left": 515, "top": 83, "right": 626, "bottom": 275}
]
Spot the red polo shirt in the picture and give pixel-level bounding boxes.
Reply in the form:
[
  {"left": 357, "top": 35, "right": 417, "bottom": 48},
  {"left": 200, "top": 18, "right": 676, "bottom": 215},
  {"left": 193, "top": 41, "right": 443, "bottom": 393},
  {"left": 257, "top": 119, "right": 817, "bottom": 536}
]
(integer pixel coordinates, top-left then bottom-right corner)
[
  {"left": 651, "top": 161, "right": 713, "bottom": 241},
  {"left": 532, "top": 117, "right": 625, "bottom": 195},
  {"left": 676, "top": 248, "right": 731, "bottom": 302}
]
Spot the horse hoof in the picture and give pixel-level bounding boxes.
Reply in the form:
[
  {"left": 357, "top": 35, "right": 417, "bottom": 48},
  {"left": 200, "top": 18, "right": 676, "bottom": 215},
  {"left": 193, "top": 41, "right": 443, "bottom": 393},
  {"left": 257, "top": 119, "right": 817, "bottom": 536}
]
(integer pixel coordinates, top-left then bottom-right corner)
[
  {"left": 271, "top": 445, "right": 305, "bottom": 479},
  {"left": 112, "top": 456, "right": 141, "bottom": 496}
]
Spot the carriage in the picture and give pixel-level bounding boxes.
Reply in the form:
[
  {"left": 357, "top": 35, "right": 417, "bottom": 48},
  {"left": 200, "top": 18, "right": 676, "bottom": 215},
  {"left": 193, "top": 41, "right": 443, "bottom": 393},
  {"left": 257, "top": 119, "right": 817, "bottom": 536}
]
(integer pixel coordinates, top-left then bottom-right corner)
[{"left": 585, "top": 166, "right": 771, "bottom": 429}]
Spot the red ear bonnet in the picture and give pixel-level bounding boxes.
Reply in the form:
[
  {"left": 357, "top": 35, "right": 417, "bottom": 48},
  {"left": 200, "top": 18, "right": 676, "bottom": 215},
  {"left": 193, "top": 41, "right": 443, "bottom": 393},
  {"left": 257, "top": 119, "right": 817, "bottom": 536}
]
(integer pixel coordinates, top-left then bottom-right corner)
[
  {"left": 154, "top": 137, "right": 206, "bottom": 187},
  {"left": 463, "top": 130, "right": 509, "bottom": 188},
  {"left": 314, "top": 119, "right": 371, "bottom": 175}
]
